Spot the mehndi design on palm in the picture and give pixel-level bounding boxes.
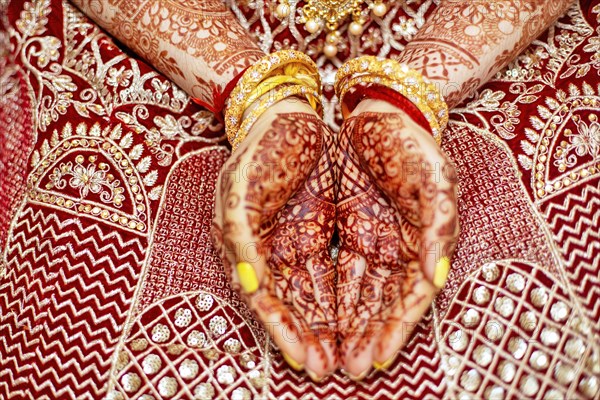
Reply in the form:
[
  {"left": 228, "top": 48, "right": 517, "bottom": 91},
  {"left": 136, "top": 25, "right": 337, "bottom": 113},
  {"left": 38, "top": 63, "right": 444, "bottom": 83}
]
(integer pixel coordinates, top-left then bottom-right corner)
[
  {"left": 336, "top": 108, "right": 459, "bottom": 378},
  {"left": 213, "top": 103, "right": 338, "bottom": 381}
]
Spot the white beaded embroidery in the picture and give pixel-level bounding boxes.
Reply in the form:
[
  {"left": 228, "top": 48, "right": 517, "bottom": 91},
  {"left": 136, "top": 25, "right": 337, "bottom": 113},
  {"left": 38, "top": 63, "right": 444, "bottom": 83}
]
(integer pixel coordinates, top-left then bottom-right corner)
[
  {"left": 506, "top": 273, "right": 526, "bottom": 293},
  {"left": 224, "top": 338, "right": 241, "bottom": 354},
  {"left": 217, "top": 365, "right": 236, "bottom": 385},
  {"left": 485, "top": 320, "right": 504, "bottom": 341},
  {"left": 519, "top": 375, "right": 539, "bottom": 397},
  {"left": 460, "top": 369, "right": 482, "bottom": 391},
  {"left": 462, "top": 308, "right": 481, "bottom": 327},
  {"left": 151, "top": 323, "right": 171, "bottom": 343},
  {"left": 494, "top": 296, "right": 515, "bottom": 318},
  {"left": 541, "top": 327, "right": 560, "bottom": 346},
  {"left": 519, "top": 311, "right": 537, "bottom": 331},
  {"left": 530, "top": 287, "right": 548, "bottom": 307},
  {"left": 174, "top": 308, "right": 192, "bottom": 328},
  {"left": 231, "top": 387, "right": 251, "bottom": 400},
  {"left": 472, "top": 286, "right": 491, "bottom": 305},
  {"left": 473, "top": 345, "right": 493, "bottom": 367},
  {"left": 142, "top": 354, "right": 162, "bottom": 375},
  {"left": 529, "top": 350, "right": 549, "bottom": 370},
  {"left": 209, "top": 316, "right": 228, "bottom": 337},
  {"left": 508, "top": 337, "right": 527, "bottom": 360},
  {"left": 449, "top": 329, "right": 469, "bottom": 352},
  {"left": 179, "top": 358, "right": 199, "bottom": 380},
  {"left": 158, "top": 376, "right": 178, "bottom": 397},
  {"left": 499, "top": 361, "right": 516, "bottom": 383},
  {"left": 121, "top": 372, "right": 141, "bottom": 393},
  {"left": 550, "top": 301, "right": 569, "bottom": 322},
  {"left": 196, "top": 293, "right": 214, "bottom": 311},
  {"left": 481, "top": 262, "right": 500, "bottom": 282},
  {"left": 194, "top": 383, "right": 215, "bottom": 399},
  {"left": 187, "top": 330, "right": 207, "bottom": 348}
]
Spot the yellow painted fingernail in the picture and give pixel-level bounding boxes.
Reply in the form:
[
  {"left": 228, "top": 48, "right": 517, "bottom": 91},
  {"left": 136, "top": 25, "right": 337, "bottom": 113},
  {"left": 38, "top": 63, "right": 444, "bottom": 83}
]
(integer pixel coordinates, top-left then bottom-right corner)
[
  {"left": 433, "top": 256, "right": 451, "bottom": 289},
  {"left": 236, "top": 262, "right": 259, "bottom": 294},
  {"left": 373, "top": 356, "right": 395, "bottom": 371},
  {"left": 282, "top": 352, "right": 303, "bottom": 371},
  {"left": 346, "top": 368, "right": 370, "bottom": 381},
  {"left": 306, "top": 368, "right": 323, "bottom": 382}
]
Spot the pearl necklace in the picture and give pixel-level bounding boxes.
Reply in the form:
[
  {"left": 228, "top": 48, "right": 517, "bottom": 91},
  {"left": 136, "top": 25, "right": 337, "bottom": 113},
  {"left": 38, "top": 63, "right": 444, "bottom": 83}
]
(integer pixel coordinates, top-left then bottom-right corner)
[{"left": 274, "top": 0, "right": 391, "bottom": 58}]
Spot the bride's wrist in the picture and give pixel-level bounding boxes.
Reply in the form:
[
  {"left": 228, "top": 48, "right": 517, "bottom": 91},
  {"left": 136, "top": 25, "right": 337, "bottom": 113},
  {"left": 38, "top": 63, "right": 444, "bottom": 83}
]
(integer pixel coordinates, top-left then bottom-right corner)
[
  {"left": 352, "top": 98, "right": 403, "bottom": 115},
  {"left": 346, "top": 86, "right": 432, "bottom": 134},
  {"left": 244, "top": 90, "right": 315, "bottom": 120}
]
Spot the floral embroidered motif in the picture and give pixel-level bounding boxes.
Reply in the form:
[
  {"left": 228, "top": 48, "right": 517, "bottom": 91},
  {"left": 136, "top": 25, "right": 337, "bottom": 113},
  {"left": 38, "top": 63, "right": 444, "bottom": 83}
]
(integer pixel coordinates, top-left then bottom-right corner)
[
  {"left": 48, "top": 157, "right": 126, "bottom": 206},
  {"left": 570, "top": 118, "right": 600, "bottom": 157}
]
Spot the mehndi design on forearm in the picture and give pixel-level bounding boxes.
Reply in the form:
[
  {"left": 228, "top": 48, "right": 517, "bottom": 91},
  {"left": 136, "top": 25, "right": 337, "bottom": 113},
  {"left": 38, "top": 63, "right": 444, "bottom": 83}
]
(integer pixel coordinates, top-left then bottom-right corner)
[
  {"left": 399, "top": 0, "right": 574, "bottom": 107},
  {"left": 70, "top": 0, "right": 264, "bottom": 112}
]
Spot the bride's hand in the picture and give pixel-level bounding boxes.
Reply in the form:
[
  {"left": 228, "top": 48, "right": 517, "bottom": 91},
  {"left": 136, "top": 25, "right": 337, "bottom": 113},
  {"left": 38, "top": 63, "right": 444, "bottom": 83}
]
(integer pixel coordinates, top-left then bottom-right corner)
[
  {"left": 212, "top": 98, "right": 337, "bottom": 380},
  {"left": 336, "top": 99, "right": 459, "bottom": 379}
]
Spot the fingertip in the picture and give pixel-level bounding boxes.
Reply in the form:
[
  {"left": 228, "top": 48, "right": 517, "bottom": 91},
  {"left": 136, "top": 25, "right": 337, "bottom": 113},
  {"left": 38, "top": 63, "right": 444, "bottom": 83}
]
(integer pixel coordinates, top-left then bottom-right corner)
[
  {"left": 250, "top": 292, "right": 307, "bottom": 366},
  {"left": 373, "top": 355, "right": 395, "bottom": 371},
  {"left": 422, "top": 249, "right": 451, "bottom": 290},
  {"left": 282, "top": 352, "right": 304, "bottom": 371},
  {"left": 320, "top": 333, "right": 339, "bottom": 375},
  {"left": 433, "top": 256, "right": 451, "bottom": 289},
  {"left": 304, "top": 333, "right": 334, "bottom": 381},
  {"left": 341, "top": 333, "right": 376, "bottom": 381},
  {"left": 372, "top": 330, "right": 405, "bottom": 369},
  {"left": 236, "top": 261, "right": 260, "bottom": 294},
  {"left": 373, "top": 281, "right": 435, "bottom": 365},
  {"left": 305, "top": 368, "right": 324, "bottom": 383},
  {"left": 344, "top": 368, "right": 370, "bottom": 382}
]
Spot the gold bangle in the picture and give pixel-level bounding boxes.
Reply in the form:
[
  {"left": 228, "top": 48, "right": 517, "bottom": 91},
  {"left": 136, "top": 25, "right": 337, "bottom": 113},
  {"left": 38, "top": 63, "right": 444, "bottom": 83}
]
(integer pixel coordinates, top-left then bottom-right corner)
[
  {"left": 229, "top": 84, "right": 322, "bottom": 151},
  {"left": 244, "top": 72, "right": 319, "bottom": 111},
  {"left": 338, "top": 75, "right": 441, "bottom": 145},
  {"left": 335, "top": 56, "right": 448, "bottom": 140},
  {"left": 226, "top": 50, "right": 321, "bottom": 146}
]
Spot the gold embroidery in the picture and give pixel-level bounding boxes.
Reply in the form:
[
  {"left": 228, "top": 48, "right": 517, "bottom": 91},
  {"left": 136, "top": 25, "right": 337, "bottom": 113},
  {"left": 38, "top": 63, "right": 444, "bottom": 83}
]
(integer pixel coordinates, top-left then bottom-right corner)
[{"left": 28, "top": 122, "right": 152, "bottom": 234}]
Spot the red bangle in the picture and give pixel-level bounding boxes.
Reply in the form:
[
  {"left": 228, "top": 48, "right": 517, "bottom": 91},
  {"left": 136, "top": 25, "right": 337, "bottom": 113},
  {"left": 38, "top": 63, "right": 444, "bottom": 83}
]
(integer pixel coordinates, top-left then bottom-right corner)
[{"left": 342, "top": 83, "right": 432, "bottom": 134}]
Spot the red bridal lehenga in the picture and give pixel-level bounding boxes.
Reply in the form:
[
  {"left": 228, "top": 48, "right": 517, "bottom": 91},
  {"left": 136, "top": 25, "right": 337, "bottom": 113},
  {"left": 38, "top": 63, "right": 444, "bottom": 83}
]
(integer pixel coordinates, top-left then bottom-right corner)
[{"left": 1, "top": 1, "right": 599, "bottom": 399}]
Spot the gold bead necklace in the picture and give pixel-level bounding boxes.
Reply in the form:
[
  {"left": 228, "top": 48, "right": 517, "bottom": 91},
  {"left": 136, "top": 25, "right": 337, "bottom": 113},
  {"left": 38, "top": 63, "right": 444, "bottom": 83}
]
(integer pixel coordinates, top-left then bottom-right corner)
[{"left": 273, "top": 0, "right": 391, "bottom": 58}]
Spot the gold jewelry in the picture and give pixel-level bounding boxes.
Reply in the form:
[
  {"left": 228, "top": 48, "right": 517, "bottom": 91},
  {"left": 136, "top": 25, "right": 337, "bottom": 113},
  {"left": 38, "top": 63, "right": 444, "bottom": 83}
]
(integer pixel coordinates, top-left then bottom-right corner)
[
  {"left": 230, "top": 84, "right": 322, "bottom": 151},
  {"left": 338, "top": 75, "right": 442, "bottom": 142},
  {"left": 273, "top": 0, "right": 393, "bottom": 58},
  {"left": 335, "top": 56, "right": 448, "bottom": 143},
  {"left": 225, "top": 50, "right": 322, "bottom": 150},
  {"left": 244, "top": 65, "right": 320, "bottom": 110}
]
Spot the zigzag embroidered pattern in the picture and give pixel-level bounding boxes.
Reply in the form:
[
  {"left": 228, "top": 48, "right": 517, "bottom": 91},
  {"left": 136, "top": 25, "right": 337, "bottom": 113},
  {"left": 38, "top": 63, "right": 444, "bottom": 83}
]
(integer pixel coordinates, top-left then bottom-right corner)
[
  {"left": 544, "top": 180, "right": 600, "bottom": 334},
  {"left": 266, "top": 315, "right": 446, "bottom": 399},
  {"left": 0, "top": 206, "right": 145, "bottom": 399}
]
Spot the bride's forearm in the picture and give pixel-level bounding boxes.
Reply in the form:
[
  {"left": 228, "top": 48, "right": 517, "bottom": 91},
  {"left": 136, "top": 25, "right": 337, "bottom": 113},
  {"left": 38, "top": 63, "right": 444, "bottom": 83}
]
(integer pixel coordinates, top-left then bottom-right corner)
[
  {"left": 70, "top": 0, "right": 264, "bottom": 112},
  {"left": 398, "top": 0, "right": 574, "bottom": 108}
]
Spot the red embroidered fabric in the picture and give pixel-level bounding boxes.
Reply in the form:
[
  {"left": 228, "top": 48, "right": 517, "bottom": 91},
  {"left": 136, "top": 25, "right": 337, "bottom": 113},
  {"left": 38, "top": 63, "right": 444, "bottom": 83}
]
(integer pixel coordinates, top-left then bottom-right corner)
[{"left": 0, "top": 1, "right": 599, "bottom": 399}]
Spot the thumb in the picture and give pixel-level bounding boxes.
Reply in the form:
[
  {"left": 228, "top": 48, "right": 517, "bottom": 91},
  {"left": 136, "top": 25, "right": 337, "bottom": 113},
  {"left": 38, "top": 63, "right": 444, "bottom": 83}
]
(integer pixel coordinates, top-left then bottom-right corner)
[
  {"left": 221, "top": 200, "right": 268, "bottom": 294},
  {"left": 419, "top": 161, "right": 459, "bottom": 290}
]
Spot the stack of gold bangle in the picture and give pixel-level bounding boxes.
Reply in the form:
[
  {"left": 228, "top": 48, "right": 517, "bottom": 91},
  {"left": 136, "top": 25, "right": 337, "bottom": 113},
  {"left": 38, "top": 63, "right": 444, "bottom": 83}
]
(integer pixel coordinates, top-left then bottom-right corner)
[
  {"left": 225, "top": 50, "right": 323, "bottom": 151},
  {"left": 334, "top": 56, "right": 448, "bottom": 145}
]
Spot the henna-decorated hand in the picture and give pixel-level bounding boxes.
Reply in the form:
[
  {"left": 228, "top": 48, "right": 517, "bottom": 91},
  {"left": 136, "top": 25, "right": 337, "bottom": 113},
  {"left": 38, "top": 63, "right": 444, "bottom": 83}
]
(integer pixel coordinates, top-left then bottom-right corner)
[
  {"left": 212, "top": 98, "right": 338, "bottom": 380},
  {"left": 335, "top": 99, "right": 459, "bottom": 379}
]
